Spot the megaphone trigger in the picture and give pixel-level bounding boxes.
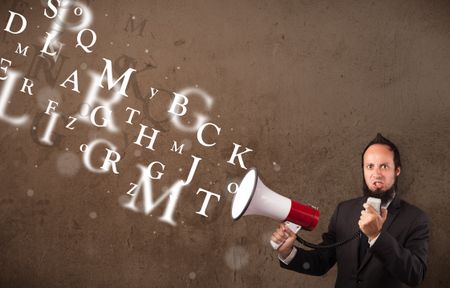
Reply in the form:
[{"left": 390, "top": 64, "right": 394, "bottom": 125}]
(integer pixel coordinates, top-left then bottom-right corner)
[{"left": 285, "top": 221, "right": 302, "bottom": 234}]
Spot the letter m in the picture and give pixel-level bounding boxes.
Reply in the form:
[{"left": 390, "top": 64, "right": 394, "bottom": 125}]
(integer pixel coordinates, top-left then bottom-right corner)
[
  {"left": 124, "top": 14, "right": 147, "bottom": 36},
  {"left": 99, "top": 58, "right": 136, "bottom": 97},
  {"left": 122, "top": 164, "right": 184, "bottom": 226},
  {"left": 171, "top": 140, "right": 184, "bottom": 155},
  {"left": 15, "top": 42, "right": 29, "bottom": 56}
]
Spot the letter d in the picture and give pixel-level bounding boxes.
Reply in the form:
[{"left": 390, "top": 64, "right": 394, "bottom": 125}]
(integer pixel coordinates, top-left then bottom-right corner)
[{"left": 4, "top": 11, "right": 27, "bottom": 35}]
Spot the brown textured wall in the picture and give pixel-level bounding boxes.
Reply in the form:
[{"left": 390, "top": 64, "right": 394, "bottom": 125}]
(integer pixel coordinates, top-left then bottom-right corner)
[{"left": 0, "top": 0, "right": 449, "bottom": 287}]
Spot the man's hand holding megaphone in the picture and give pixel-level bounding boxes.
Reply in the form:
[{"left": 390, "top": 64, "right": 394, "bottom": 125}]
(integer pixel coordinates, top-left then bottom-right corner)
[{"left": 271, "top": 223, "right": 297, "bottom": 259}]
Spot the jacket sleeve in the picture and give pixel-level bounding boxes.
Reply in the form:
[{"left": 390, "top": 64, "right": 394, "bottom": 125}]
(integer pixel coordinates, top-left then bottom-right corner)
[
  {"left": 279, "top": 204, "right": 339, "bottom": 276},
  {"left": 370, "top": 211, "right": 429, "bottom": 286}
]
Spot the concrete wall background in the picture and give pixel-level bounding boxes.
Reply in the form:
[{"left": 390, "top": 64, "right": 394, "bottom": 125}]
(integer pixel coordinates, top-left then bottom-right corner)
[{"left": 0, "top": 0, "right": 449, "bottom": 287}]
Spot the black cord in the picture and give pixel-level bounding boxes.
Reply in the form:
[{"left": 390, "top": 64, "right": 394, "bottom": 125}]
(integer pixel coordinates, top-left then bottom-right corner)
[{"left": 296, "top": 231, "right": 362, "bottom": 249}]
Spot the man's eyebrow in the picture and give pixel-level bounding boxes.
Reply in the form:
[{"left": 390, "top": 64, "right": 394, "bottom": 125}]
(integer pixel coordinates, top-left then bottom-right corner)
[{"left": 364, "top": 162, "right": 391, "bottom": 165}]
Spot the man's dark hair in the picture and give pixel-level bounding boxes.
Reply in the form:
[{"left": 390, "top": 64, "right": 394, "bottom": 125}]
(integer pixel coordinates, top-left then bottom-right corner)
[{"left": 361, "top": 133, "right": 401, "bottom": 169}]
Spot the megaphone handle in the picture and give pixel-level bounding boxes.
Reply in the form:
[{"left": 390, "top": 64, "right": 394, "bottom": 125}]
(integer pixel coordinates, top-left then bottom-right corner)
[
  {"left": 270, "top": 221, "right": 302, "bottom": 250},
  {"left": 270, "top": 239, "right": 282, "bottom": 250}
]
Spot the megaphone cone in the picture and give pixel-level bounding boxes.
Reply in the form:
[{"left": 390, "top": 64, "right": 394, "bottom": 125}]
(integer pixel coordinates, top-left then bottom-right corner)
[{"left": 231, "top": 168, "right": 319, "bottom": 231}]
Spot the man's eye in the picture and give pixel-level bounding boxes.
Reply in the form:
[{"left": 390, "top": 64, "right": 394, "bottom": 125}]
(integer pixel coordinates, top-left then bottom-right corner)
[
  {"left": 380, "top": 164, "right": 387, "bottom": 169},
  {"left": 367, "top": 164, "right": 374, "bottom": 169}
]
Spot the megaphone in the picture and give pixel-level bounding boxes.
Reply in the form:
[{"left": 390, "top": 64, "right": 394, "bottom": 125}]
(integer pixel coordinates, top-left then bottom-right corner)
[{"left": 231, "top": 168, "right": 319, "bottom": 231}]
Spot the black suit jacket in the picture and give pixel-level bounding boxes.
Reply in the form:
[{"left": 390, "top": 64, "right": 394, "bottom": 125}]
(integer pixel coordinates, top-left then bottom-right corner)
[{"left": 280, "top": 196, "right": 429, "bottom": 288}]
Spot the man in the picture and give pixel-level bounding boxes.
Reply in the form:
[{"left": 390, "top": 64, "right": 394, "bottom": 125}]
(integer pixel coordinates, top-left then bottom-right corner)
[{"left": 271, "top": 133, "right": 429, "bottom": 288}]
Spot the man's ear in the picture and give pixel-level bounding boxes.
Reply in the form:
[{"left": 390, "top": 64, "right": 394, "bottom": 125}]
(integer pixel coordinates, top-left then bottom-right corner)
[{"left": 396, "top": 167, "right": 401, "bottom": 176}]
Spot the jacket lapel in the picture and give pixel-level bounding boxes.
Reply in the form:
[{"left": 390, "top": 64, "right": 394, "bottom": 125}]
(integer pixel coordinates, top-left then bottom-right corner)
[
  {"left": 381, "top": 195, "right": 402, "bottom": 232},
  {"left": 350, "top": 198, "right": 366, "bottom": 270}
]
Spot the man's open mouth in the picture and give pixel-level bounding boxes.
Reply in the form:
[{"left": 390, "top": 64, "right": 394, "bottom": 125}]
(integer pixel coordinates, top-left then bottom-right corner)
[{"left": 373, "top": 181, "right": 384, "bottom": 188}]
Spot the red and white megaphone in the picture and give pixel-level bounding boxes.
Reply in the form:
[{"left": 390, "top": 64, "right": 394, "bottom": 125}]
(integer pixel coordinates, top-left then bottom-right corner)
[{"left": 231, "top": 168, "right": 320, "bottom": 248}]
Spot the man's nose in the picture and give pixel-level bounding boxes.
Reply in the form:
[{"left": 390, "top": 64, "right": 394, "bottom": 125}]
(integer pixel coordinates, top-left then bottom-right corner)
[{"left": 374, "top": 166, "right": 382, "bottom": 175}]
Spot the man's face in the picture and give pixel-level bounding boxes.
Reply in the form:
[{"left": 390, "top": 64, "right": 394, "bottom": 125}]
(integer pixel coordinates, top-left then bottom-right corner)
[{"left": 363, "top": 144, "right": 401, "bottom": 194}]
